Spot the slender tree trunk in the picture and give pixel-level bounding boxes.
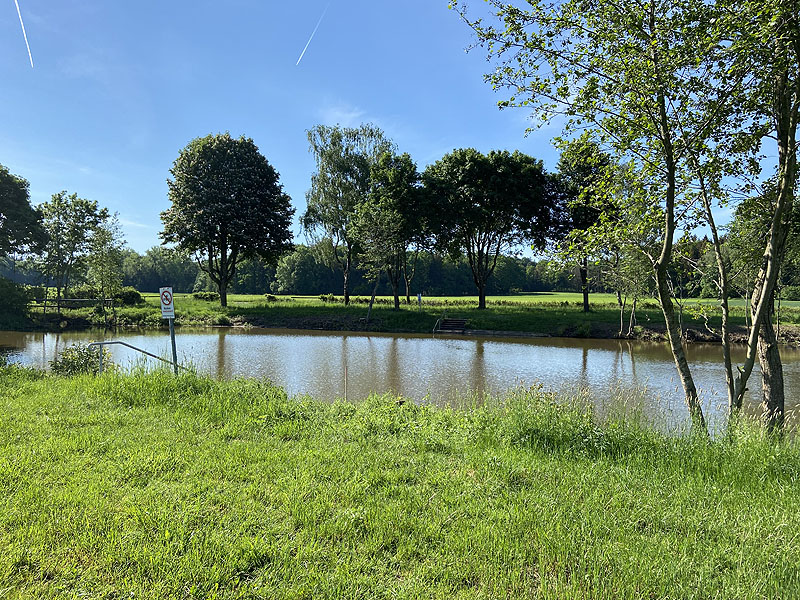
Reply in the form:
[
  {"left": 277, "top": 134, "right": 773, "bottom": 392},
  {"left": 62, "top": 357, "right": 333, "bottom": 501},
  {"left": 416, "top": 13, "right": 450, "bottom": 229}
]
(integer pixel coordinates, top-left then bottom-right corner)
[
  {"left": 758, "top": 297, "right": 785, "bottom": 432},
  {"left": 652, "top": 86, "right": 706, "bottom": 431},
  {"left": 618, "top": 293, "right": 627, "bottom": 338},
  {"left": 627, "top": 297, "right": 638, "bottom": 337},
  {"left": 366, "top": 276, "right": 380, "bottom": 323},
  {"left": 691, "top": 153, "right": 736, "bottom": 418},
  {"left": 343, "top": 253, "right": 351, "bottom": 306},
  {"left": 580, "top": 256, "right": 590, "bottom": 312}
]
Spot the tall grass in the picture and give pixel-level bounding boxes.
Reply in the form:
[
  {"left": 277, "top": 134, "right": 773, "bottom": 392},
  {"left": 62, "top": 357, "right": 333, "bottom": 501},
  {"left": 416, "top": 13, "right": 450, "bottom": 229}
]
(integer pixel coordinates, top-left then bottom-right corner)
[{"left": 1, "top": 366, "right": 798, "bottom": 598}]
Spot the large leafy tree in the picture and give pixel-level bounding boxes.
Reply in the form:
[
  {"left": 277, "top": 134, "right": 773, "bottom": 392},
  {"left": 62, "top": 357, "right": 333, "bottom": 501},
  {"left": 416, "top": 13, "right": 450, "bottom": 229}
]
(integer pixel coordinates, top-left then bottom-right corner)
[
  {"left": 423, "top": 148, "right": 554, "bottom": 309},
  {"left": 354, "top": 152, "right": 426, "bottom": 310},
  {"left": 0, "top": 164, "right": 46, "bottom": 257},
  {"left": 161, "top": 133, "right": 294, "bottom": 307},
  {"left": 301, "top": 123, "right": 394, "bottom": 305},
  {"left": 39, "top": 191, "right": 108, "bottom": 303}
]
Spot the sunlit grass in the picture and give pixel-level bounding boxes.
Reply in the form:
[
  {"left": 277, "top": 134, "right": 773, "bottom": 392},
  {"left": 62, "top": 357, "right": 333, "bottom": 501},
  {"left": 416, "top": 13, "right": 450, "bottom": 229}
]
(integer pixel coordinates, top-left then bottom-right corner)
[
  {"left": 1, "top": 365, "right": 798, "bottom": 598},
  {"left": 27, "top": 291, "right": 800, "bottom": 335}
]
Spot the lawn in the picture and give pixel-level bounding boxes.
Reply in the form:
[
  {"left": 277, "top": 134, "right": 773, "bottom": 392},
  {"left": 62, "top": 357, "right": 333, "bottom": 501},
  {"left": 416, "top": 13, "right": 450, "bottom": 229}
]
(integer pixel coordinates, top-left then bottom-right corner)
[
  {"left": 21, "top": 291, "right": 800, "bottom": 341},
  {"left": 1, "top": 365, "right": 798, "bottom": 598}
]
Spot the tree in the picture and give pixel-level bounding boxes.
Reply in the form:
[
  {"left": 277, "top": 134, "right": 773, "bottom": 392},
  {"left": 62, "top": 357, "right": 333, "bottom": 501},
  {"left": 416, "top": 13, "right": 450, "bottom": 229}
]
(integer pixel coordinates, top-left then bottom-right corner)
[
  {"left": 354, "top": 152, "right": 426, "bottom": 310},
  {"left": 423, "top": 148, "right": 555, "bottom": 309},
  {"left": 161, "top": 133, "right": 294, "bottom": 307},
  {"left": 553, "top": 136, "right": 615, "bottom": 312},
  {"left": 39, "top": 191, "right": 107, "bottom": 304},
  {"left": 726, "top": 0, "right": 800, "bottom": 431},
  {"left": 301, "top": 123, "right": 394, "bottom": 305},
  {"left": 122, "top": 247, "right": 199, "bottom": 293},
  {"left": 274, "top": 244, "right": 340, "bottom": 295},
  {"left": 0, "top": 164, "right": 46, "bottom": 257},
  {"left": 451, "top": 0, "right": 760, "bottom": 431},
  {"left": 87, "top": 213, "right": 125, "bottom": 310}
]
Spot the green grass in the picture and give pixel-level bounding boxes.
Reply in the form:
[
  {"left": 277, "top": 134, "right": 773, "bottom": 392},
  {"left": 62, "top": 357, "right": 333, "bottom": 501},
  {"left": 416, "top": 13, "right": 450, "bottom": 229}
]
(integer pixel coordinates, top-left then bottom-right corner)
[
  {"left": 1, "top": 365, "right": 799, "bottom": 598},
  {"left": 23, "top": 291, "right": 800, "bottom": 340}
]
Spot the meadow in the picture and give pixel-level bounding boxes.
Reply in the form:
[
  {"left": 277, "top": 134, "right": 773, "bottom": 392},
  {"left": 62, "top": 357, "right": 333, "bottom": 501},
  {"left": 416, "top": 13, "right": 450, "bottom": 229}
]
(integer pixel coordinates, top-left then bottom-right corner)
[
  {"left": 23, "top": 291, "right": 800, "bottom": 344},
  {"left": 1, "top": 363, "right": 798, "bottom": 598}
]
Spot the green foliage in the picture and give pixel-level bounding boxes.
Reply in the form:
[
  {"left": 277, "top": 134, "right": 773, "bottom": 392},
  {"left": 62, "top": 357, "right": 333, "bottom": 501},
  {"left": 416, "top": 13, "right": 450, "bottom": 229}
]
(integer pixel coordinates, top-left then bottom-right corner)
[
  {"left": 87, "top": 212, "right": 125, "bottom": 303},
  {"left": 0, "top": 164, "right": 46, "bottom": 257},
  {"left": 302, "top": 123, "right": 394, "bottom": 303},
  {"left": 50, "top": 343, "right": 114, "bottom": 376},
  {"left": 114, "top": 286, "right": 144, "bottom": 306},
  {"left": 192, "top": 291, "right": 220, "bottom": 301},
  {"left": 0, "top": 277, "right": 32, "bottom": 326},
  {"left": 122, "top": 246, "right": 199, "bottom": 293},
  {"left": 161, "top": 133, "right": 294, "bottom": 306},
  {"left": 423, "top": 148, "right": 555, "bottom": 308},
  {"left": 37, "top": 191, "right": 108, "bottom": 299}
]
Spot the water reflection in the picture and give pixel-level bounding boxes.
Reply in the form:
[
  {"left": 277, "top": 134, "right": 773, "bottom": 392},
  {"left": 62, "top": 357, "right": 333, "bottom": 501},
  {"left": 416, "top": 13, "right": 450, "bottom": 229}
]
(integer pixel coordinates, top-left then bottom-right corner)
[{"left": 2, "top": 327, "right": 799, "bottom": 431}]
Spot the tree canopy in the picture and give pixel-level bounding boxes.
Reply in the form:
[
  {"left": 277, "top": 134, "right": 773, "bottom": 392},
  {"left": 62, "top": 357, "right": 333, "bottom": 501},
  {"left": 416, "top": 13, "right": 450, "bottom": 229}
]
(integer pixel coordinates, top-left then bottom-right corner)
[
  {"left": 161, "top": 133, "right": 294, "bottom": 307},
  {"left": 302, "top": 123, "right": 394, "bottom": 305},
  {"left": 423, "top": 148, "right": 555, "bottom": 309},
  {"left": 0, "top": 164, "right": 45, "bottom": 257}
]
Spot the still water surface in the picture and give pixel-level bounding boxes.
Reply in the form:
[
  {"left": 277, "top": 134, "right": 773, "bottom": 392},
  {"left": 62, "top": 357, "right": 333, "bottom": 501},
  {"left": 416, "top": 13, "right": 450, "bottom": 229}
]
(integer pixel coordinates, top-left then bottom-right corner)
[{"left": 2, "top": 328, "right": 799, "bottom": 431}]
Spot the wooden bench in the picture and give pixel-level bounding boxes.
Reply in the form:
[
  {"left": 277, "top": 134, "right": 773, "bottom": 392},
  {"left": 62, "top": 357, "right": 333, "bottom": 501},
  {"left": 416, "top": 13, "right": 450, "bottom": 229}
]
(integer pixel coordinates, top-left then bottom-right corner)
[{"left": 435, "top": 318, "right": 468, "bottom": 334}]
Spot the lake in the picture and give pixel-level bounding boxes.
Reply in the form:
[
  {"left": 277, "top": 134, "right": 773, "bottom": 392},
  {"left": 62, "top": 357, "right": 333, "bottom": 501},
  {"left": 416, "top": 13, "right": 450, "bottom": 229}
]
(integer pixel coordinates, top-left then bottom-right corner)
[{"left": 2, "top": 327, "right": 798, "bottom": 431}]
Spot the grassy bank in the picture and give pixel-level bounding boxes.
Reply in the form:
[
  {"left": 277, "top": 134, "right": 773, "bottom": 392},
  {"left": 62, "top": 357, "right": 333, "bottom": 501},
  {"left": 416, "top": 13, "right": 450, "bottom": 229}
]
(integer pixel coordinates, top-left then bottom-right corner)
[
  {"left": 1, "top": 365, "right": 799, "bottom": 598},
  {"left": 22, "top": 291, "right": 800, "bottom": 343}
]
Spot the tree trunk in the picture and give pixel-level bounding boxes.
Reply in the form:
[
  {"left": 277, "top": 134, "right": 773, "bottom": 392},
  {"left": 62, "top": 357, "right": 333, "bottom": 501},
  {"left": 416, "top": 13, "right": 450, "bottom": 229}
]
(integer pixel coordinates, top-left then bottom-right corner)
[
  {"left": 758, "top": 298, "right": 785, "bottom": 432},
  {"left": 219, "top": 279, "right": 228, "bottom": 307},
  {"left": 343, "top": 254, "right": 351, "bottom": 306},
  {"left": 366, "top": 276, "right": 380, "bottom": 323},
  {"left": 580, "top": 256, "right": 590, "bottom": 312},
  {"left": 627, "top": 297, "right": 638, "bottom": 337},
  {"left": 618, "top": 293, "right": 627, "bottom": 338},
  {"left": 477, "top": 280, "right": 486, "bottom": 310},
  {"left": 652, "top": 83, "right": 706, "bottom": 432}
]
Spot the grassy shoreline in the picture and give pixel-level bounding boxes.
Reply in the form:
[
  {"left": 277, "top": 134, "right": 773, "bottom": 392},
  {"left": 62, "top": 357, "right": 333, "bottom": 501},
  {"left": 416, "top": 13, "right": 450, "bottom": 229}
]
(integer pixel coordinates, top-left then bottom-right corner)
[
  {"left": 15, "top": 292, "right": 800, "bottom": 345},
  {"left": 1, "top": 365, "right": 799, "bottom": 598}
]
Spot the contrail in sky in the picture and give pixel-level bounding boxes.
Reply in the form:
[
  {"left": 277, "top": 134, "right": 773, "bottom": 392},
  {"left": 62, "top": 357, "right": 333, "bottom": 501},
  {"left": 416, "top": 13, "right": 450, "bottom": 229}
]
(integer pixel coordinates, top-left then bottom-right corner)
[
  {"left": 296, "top": 2, "right": 331, "bottom": 66},
  {"left": 13, "top": 0, "right": 34, "bottom": 68}
]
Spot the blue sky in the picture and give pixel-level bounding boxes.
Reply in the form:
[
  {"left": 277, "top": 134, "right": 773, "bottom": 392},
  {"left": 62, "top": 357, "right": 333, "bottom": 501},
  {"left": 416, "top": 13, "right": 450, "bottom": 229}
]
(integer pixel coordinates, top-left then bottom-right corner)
[{"left": 1, "top": 0, "right": 563, "bottom": 253}]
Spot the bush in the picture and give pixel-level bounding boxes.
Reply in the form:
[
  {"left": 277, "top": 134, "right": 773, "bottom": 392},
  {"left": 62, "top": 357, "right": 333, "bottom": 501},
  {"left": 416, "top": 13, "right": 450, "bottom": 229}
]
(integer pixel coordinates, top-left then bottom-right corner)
[
  {"left": 23, "top": 285, "right": 46, "bottom": 301},
  {"left": 65, "top": 284, "right": 99, "bottom": 299},
  {"left": 265, "top": 294, "right": 278, "bottom": 302},
  {"left": 114, "top": 287, "right": 144, "bottom": 306},
  {"left": 193, "top": 291, "right": 220, "bottom": 301},
  {"left": 319, "top": 293, "right": 337, "bottom": 303},
  {"left": 50, "top": 343, "right": 115, "bottom": 376},
  {"left": 0, "top": 278, "right": 32, "bottom": 322}
]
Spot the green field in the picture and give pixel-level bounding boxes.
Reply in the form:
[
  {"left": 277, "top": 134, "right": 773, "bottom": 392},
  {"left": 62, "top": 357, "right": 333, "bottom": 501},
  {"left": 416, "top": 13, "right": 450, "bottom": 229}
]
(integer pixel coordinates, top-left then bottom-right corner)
[
  {"left": 1, "top": 364, "right": 799, "bottom": 598},
  {"left": 21, "top": 291, "right": 800, "bottom": 342}
]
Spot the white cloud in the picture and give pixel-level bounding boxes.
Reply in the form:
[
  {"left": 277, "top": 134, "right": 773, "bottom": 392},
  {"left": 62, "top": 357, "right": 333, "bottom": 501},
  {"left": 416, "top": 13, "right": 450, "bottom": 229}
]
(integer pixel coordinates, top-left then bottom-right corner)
[
  {"left": 119, "top": 218, "right": 150, "bottom": 229},
  {"left": 317, "top": 102, "right": 367, "bottom": 127}
]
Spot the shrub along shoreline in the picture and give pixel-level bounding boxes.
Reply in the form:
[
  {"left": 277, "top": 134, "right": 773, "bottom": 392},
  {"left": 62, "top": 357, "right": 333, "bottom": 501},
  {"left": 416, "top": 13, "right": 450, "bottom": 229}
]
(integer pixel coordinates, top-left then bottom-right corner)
[
  {"left": 14, "top": 291, "right": 800, "bottom": 345},
  {"left": 0, "top": 364, "right": 799, "bottom": 598}
]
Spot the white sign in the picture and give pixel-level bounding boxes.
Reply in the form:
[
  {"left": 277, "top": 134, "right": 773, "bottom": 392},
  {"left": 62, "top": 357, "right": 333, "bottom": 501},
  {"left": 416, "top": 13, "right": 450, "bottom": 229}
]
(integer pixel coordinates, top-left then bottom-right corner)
[{"left": 159, "top": 287, "right": 175, "bottom": 319}]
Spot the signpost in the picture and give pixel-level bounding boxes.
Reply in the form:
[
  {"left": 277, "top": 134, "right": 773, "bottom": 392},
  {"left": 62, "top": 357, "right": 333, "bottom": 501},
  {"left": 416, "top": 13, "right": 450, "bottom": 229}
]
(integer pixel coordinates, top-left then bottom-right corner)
[{"left": 160, "top": 287, "right": 178, "bottom": 374}]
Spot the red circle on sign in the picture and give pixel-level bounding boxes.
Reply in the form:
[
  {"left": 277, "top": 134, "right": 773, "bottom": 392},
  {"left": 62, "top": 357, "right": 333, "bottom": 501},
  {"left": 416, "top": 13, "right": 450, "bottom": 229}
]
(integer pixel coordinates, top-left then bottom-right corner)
[{"left": 161, "top": 290, "right": 173, "bottom": 305}]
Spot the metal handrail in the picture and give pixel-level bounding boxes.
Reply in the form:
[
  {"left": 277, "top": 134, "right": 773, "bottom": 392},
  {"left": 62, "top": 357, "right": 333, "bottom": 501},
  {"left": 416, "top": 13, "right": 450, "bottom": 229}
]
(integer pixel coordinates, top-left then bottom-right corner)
[{"left": 88, "top": 341, "right": 187, "bottom": 375}]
